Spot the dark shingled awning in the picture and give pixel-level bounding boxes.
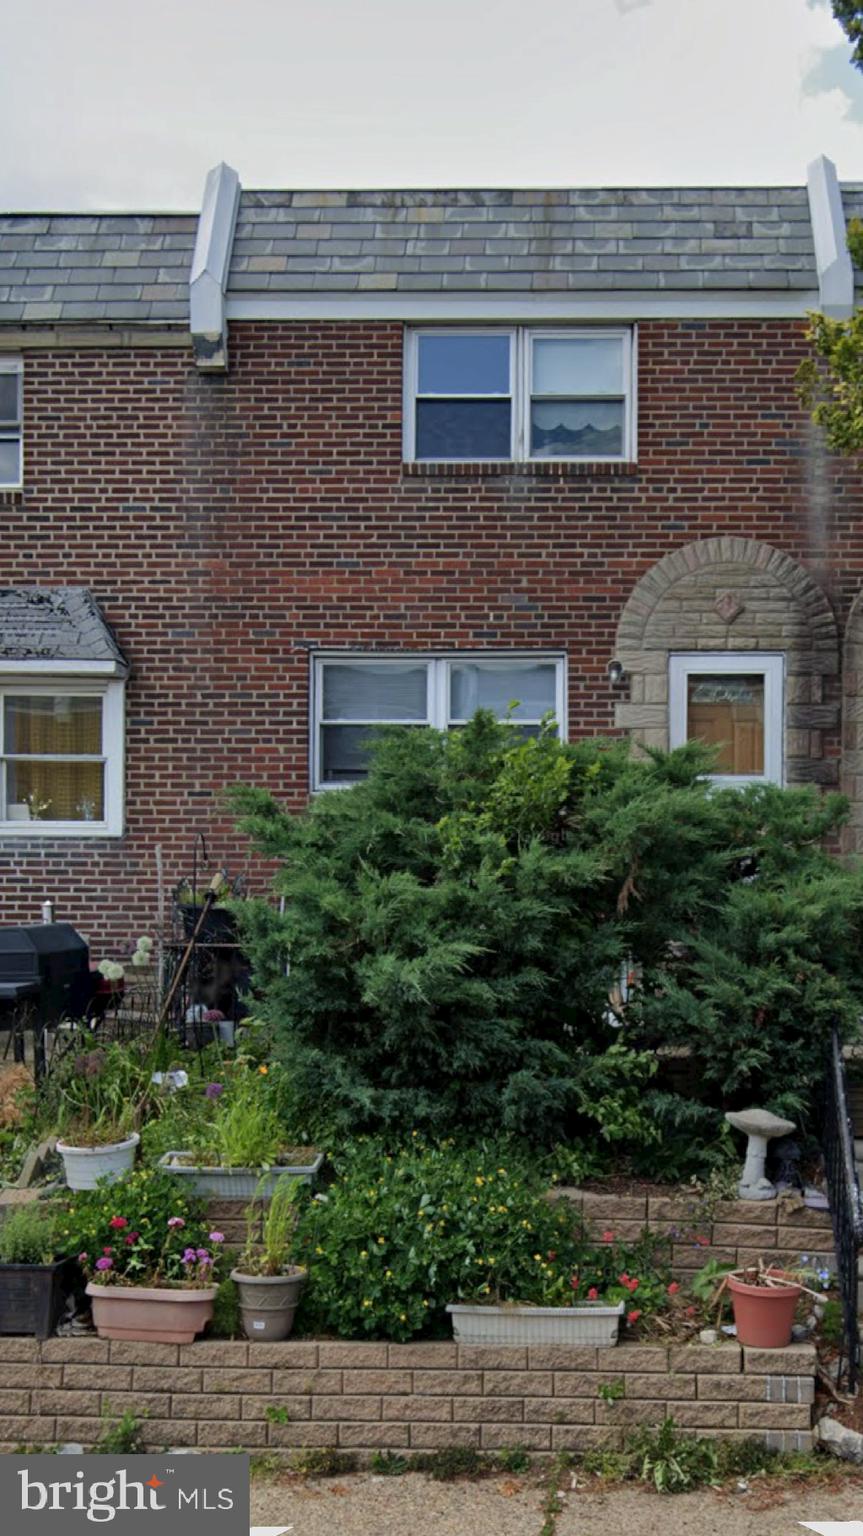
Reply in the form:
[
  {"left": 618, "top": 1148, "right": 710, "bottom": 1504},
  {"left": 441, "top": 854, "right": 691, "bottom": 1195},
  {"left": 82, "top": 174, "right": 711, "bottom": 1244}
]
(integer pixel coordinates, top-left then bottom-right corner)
[{"left": 0, "top": 588, "right": 128, "bottom": 671}]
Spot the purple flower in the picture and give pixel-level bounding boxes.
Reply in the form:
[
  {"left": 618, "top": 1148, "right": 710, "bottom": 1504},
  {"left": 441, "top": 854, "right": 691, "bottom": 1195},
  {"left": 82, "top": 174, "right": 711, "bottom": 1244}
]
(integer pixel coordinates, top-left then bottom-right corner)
[
  {"left": 77, "top": 1252, "right": 88, "bottom": 1264},
  {"left": 195, "top": 1248, "right": 210, "bottom": 1260},
  {"left": 197, "top": 1254, "right": 213, "bottom": 1267},
  {"left": 95, "top": 1257, "right": 113, "bottom": 1272},
  {"left": 182, "top": 1247, "right": 198, "bottom": 1264},
  {"left": 208, "top": 1231, "right": 225, "bottom": 1245},
  {"left": 204, "top": 1082, "right": 224, "bottom": 1101},
  {"left": 167, "top": 1216, "right": 185, "bottom": 1229},
  {"left": 202, "top": 1009, "right": 225, "bottom": 1023}
]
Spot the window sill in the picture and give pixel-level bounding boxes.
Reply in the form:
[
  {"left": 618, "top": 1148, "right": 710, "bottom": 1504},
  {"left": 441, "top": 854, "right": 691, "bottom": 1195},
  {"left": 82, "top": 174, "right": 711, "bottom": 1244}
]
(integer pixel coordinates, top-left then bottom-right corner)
[
  {"left": 402, "top": 460, "right": 638, "bottom": 480},
  {"left": 0, "top": 825, "right": 123, "bottom": 839}
]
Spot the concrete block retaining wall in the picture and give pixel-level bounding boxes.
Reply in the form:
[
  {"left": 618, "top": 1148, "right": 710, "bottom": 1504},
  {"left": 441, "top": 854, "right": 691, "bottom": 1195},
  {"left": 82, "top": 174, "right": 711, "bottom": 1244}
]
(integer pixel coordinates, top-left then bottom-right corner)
[
  {"left": 558, "top": 1190, "right": 836, "bottom": 1280},
  {"left": 0, "top": 1337, "right": 817, "bottom": 1458}
]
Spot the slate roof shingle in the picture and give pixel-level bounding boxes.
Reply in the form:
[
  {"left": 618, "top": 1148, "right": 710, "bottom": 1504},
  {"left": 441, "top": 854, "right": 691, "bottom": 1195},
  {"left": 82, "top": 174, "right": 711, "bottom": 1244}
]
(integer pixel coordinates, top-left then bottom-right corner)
[
  {"left": 0, "top": 182, "right": 862, "bottom": 324},
  {"left": 0, "top": 588, "right": 128, "bottom": 668}
]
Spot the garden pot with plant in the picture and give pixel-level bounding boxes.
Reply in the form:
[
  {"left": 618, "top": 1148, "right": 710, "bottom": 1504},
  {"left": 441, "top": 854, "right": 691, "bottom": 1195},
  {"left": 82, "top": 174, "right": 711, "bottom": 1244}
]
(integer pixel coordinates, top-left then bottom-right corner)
[
  {"left": 230, "top": 1174, "right": 307, "bottom": 1340},
  {"left": 0, "top": 1204, "right": 82, "bottom": 1338},
  {"left": 70, "top": 1167, "right": 223, "bottom": 1344},
  {"left": 156, "top": 1060, "right": 322, "bottom": 1198},
  {"left": 50, "top": 1043, "right": 150, "bottom": 1190},
  {"left": 726, "top": 1264, "right": 804, "bottom": 1348}
]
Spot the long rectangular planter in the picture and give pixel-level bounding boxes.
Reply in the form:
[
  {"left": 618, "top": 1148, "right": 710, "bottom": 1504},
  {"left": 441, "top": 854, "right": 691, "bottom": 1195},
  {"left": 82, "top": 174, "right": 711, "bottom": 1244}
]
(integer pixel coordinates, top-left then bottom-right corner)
[
  {"left": 447, "top": 1300, "right": 625, "bottom": 1346},
  {"left": 157, "top": 1150, "right": 324, "bottom": 1199},
  {"left": 0, "top": 1259, "right": 80, "bottom": 1339}
]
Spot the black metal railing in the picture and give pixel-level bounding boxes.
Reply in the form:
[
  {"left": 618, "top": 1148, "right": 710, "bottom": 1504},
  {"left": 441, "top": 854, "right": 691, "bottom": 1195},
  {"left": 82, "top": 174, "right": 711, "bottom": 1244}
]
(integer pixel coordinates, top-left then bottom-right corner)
[{"left": 822, "top": 1027, "right": 863, "bottom": 1390}]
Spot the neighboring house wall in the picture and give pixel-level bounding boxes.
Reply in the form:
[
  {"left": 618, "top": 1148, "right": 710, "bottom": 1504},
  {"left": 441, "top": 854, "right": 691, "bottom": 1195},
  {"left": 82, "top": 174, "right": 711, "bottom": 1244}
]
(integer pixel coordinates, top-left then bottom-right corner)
[{"left": 1, "top": 316, "right": 862, "bottom": 945}]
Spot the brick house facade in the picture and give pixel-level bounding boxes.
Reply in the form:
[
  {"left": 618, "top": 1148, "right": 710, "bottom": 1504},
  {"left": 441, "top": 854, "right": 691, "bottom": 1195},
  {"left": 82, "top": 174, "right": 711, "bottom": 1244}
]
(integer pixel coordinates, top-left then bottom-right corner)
[{"left": 1, "top": 160, "right": 862, "bottom": 948}]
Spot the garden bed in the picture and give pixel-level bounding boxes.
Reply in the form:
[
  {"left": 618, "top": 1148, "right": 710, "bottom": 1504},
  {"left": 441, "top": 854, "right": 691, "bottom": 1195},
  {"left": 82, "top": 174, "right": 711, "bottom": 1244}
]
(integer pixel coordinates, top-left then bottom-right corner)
[{"left": 0, "top": 1335, "right": 816, "bottom": 1458}]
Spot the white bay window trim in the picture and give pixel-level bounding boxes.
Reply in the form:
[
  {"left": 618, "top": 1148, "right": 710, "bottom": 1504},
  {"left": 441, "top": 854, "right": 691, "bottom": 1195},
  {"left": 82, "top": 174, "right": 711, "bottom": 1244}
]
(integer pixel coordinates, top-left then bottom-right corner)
[
  {"left": 0, "top": 356, "right": 23, "bottom": 491},
  {"left": 0, "top": 677, "right": 125, "bottom": 836},
  {"left": 403, "top": 326, "right": 635, "bottom": 463},
  {"left": 313, "top": 653, "right": 566, "bottom": 790},
  {"left": 668, "top": 652, "right": 784, "bottom": 787}
]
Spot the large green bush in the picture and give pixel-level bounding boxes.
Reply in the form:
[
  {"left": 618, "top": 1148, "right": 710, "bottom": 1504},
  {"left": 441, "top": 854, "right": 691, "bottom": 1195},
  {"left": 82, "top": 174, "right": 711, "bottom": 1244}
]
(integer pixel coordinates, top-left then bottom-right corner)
[
  {"left": 230, "top": 716, "right": 863, "bottom": 1156},
  {"left": 293, "top": 1137, "right": 671, "bottom": 1341}
]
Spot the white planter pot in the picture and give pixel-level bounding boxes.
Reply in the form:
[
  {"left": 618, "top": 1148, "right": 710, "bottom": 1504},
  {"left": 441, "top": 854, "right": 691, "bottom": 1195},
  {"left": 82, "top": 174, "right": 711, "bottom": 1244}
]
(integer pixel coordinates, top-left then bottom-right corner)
[
  {"left": 157, "top": 1150, "right": 323, "bottom": 1198},
  {"left": 446, "top": 1301, "right": 624, "bottom": 1347},
  {"left": 58, "top": 1132, "right": 140, "bottom": 1191}
]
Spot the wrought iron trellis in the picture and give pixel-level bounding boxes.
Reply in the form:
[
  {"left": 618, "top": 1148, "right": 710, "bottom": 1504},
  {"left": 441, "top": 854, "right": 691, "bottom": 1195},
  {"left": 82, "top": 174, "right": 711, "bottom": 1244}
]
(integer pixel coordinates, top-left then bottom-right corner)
[{"left": 822, "top": 1027, "right": 863, "bottom": 1391}]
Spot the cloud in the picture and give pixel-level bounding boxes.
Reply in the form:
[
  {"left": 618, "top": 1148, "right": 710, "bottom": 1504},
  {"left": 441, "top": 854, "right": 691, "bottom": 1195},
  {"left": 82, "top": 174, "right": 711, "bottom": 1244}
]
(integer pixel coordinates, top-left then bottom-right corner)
[{"left": 803, "top": 40, "right": 863, "bottom": 121}]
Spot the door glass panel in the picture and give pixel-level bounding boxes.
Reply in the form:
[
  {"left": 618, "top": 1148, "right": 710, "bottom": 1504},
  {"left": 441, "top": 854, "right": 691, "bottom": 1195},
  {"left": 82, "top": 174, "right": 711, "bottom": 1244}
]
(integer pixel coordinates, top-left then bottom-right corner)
[
  {"left": 6, "top": 760, "right": 104, "bottom": 821},
  {"left": 416, "top": 399, "right": 511, "bottom": 460},
  {"left": 530, "top": 399, "right": 623, "bottom": 458},
  {"left": 322, "top": 664, "right": 428, "bottom": 722},
  {"left": 418, "top": 334, "right": 510, "bottom": 395},
  {"left": 687, "top": 674, "right": 765, "bottom": 775},
  {"left": 4, "top": 695, "right": 102, "bottom": 755},
  {"left": 533, "top": 336, "right": 623, "bottom": 395},
  {"left": 450, "top": 661, "right": 557, "bottom": 721}
]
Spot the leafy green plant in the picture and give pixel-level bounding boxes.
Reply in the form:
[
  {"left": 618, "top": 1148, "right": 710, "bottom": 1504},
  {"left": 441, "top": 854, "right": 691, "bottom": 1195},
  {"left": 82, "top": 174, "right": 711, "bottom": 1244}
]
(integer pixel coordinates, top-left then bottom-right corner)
[
  {"left": 0, "top": 1203, "right": 61, "bottom": 1264},
  {"left": 370, "top": 1451, "right": 409, "bottom": 1476},
  {"left": 495, "top": 1446, "right": 531, "bottom": 1473},
  {"left": 413, "top": 1446, "right": 485, "bottom": 1481},
  {"left": 151, "top": 1058, "right": 308, "bottom": 1171},
  {"left": 48, "top": 1041, "right": 152, "bottom": 1148},
  {"left": 95, "top": 1407, "right": 146, "bottom": 1454},
  {"left": 238, "top": 1175, "right": 301, "bottom": 1277},
  {"left": 597, "top": 1379, "right": 625, "bottom": 1405},
  {"left": 264, "top": 1405, "right": 290, "bottom": 1426},
  {"left": 293, "top": 1136, "right": 671, "bottom": 1341},
  {"left": 288, "top": 1448, "right": 358, "bottom": 1477},
  {"left": 627, "top": 1418, "right": 720, "bottom": 1494},
  {"left": 210, "top": 1270, "right": 242, "bottom": 1337},
  {"left": 64, "top": 1167, "right": 224, "bottom": 1288}
]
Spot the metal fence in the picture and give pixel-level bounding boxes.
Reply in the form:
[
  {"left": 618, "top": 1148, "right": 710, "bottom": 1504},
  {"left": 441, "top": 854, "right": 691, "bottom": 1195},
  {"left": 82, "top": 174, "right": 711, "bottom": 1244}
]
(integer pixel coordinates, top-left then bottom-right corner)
[{"left": 822, "top": 1027, "right": 863, "bottom": 1391}]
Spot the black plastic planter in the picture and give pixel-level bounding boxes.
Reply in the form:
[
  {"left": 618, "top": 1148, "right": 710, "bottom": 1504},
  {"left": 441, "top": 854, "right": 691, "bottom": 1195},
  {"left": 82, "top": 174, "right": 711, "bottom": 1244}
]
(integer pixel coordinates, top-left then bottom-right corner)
[{"left": 0, "top": 1259, "right": 80, "bottom": 1339}]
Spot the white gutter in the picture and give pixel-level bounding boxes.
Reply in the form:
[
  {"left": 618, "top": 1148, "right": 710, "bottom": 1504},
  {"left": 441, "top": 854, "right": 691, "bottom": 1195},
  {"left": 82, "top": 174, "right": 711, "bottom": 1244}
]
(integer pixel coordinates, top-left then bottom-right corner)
[
  {"left": 225, "top": 291, "right": 822, "bottom": 322},
  {"left": 189, "top": 162, "right": 241, "bottom": 369},
  {"left": 806, "top": 154, "right": 855, "bottom": 318}
]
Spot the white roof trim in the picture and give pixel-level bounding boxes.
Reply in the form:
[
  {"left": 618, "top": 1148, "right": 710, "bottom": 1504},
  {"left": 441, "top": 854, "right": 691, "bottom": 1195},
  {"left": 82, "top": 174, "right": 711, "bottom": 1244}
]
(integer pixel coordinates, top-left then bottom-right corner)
[
  {"left": 225, "top": 291, "right": 821, "bottom": 323},
  {"left": 806, "top": 155, "right": 854, "bottom": 318},
  {"left": 190, "top": 162, "right": 241, "bottom": 370},
  {"left": 0, "top": 659, "right": 128, "bottom": 678}
]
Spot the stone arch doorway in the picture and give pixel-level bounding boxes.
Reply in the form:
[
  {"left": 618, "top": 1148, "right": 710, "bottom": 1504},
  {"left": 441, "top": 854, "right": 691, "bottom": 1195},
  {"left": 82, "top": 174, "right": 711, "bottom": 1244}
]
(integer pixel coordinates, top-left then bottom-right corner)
[{"left": 612, "top": 537, "right": 839, "bottom": 788}]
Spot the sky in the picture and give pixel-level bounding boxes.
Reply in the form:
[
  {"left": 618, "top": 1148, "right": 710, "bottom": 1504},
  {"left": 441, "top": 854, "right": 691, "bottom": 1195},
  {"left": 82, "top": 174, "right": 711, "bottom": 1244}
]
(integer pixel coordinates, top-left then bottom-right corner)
[{"left": 3, "top": 0, "right": 863, "bottom": 211}]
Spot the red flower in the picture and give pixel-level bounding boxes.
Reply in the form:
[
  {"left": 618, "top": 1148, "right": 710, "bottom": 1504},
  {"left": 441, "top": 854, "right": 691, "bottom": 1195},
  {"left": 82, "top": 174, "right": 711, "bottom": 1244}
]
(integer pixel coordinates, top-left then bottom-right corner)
[
  {"left": 102, "top": 1247, "right": 113, "bottom": 1256},
  {"left": 547, "top": 1251, "right": 557, "bottom": 1261},
  {"left": 627, "top": 1310, "right": 642, "bottom": 1325},
  {"left": 587, "top": 1287, "right": 599, "bottom": 1300},
  {"left": 601, "top": 1231, "right": 615, "bottom": 1243},
  {"left": 693, "top": 1235, "right": 709, "bottom": 1247},
  {"left": 570, "top": 1275, "right": 580, "bottom": 1290},
  {"left": 667, "top": 1281, "right": 680, "bottom": 1296},
  {"left": 627, "top": 1278, "right": 639, "bottom": 1293},
  {"left": 618, "top": 1272, "right": 629, "bottom": 1285},
  {"left": 684, "top": 1305, "right": 696, "bottom": 1317},
  {"left": 109, "top": 1216, "right": 128, "bottom": 1230}
]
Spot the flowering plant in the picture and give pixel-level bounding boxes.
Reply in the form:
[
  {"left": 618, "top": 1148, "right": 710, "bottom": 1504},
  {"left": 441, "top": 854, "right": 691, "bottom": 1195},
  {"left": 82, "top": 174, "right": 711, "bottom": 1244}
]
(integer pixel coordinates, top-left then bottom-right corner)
[
  {"left": 49, "top": 1040, "right": 151, "bottom": 1147},
  {"left": 63, "top": 1168, "right": 222, "bottom": 1289}
]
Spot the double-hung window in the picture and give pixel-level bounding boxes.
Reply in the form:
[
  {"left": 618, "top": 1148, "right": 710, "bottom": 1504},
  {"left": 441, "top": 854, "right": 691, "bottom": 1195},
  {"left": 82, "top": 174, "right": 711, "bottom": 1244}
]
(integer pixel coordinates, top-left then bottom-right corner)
[
  {"left": 313, "top": 654, "right": 565, "bottom": 788},
  {"left": 668, "top": 653, "right": 784, "bottom": 787},
  {"left": 405, "top": 328, "right": 634, "bottom": 462},
  {"left": 0, "top": 681, "right": 125, "bottom": 835},
  {"left": 0, "top": 359, "right": 22, "bottom": 488}
]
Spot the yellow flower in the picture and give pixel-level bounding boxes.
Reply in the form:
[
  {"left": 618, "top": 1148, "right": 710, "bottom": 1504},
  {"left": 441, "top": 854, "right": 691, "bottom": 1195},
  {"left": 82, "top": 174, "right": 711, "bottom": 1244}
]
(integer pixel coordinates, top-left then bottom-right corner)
[
  {"left": 360, "top": 1250, "right": 368, "bottom": 1259},
  {"left": 475, "top": 1176, "right": 484, "bottom": 1187},
  {"left": 258, "top": 1065, "right": 268, "bottom": 1075},
  {"left": 377, "top": 1236, "right": 385, "bottom": 1246},
  {"left": 362, "top": 1299, "right": 372, "bottom": 1308},
  {"left": 400, "top": 1313, "right": 407, "bottom": 1322},
  {"left": 385, "top": 1269, "right": 393, "bottom": 1278},
  {"left": 315, "top": 1246, "right": 324, "bottom": 1256},
  {"left": 534, "top": 1253, "right": 542, "bottom": 1262},
  {"left": 422, "top": 1300, "right": 429, "bottom": 1307}
]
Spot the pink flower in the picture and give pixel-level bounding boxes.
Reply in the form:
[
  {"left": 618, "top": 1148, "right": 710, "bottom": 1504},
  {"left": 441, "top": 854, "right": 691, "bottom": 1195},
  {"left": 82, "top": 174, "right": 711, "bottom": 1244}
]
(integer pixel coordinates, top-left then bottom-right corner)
[
  {"left": 627, "top": 1309, "right": 641, "bottom": 1325},
  {"left": 77, "top": 1252, "right": 88, "bottom": 1264},
  {"left": 667, "top": 1281, "right": 680, "bottom": 1296},
  {"left": 109, "top": 1216, "right": 128, "bottom": 1230},
  {"left": 601, "top": 1231, "right": 615, "bottom": 1243},
  {"left": 167, "top": 1216, "right": 185, "bottom": 1229},
  {"left": 587, "top": 1286, "right": 599, "bottom": 1300},
  {"left": 102, "top": 1247, "right": 113, "bottom": 1256},
  {"left": 208, "top": 1231, "right": 225, "bottom": 1245},
  {"left": 95, "top": 1257, "right": 113, "bottom": 1272},
  {"left": 570, "top": 1275, "right": 580, "bottom": 1290}
]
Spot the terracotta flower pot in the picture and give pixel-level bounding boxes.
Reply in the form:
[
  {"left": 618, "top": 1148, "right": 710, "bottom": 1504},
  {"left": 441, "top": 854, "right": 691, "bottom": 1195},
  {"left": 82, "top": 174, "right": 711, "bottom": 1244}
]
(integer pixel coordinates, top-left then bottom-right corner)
[
  {"left": 727, "top": 1270, "right": 802, "bottom": 1348},
  {"left": 86, "top": 1282, "right": 217, "bottom": 1344}
]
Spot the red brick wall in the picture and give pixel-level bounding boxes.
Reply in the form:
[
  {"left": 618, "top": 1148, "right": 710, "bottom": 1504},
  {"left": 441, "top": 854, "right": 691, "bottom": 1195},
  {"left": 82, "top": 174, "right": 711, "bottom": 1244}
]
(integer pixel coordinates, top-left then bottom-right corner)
[{"left": 0, "top": 319, "right": 861, "bottom": 947}]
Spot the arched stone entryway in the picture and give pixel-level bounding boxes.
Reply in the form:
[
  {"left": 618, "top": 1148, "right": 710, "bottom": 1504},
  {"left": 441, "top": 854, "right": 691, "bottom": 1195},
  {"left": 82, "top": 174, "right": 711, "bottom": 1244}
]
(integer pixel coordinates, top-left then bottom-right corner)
[{"left": 613, "top": 537, "right": 839, "bottom": 787}]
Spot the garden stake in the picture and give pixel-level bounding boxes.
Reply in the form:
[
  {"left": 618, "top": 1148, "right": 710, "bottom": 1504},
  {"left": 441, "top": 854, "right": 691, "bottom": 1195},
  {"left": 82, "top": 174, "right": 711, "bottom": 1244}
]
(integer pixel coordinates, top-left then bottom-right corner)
[{"left": 157, "top": 871, "right": 227, "bottom": 1028}]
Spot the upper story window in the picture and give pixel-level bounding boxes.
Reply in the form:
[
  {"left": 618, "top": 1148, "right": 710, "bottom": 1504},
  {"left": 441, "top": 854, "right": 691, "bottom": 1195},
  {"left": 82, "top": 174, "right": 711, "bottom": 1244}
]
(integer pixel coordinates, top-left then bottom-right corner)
[
  {"left": 668, "top": 653, "right": 784, "bottom": 787},
  {"left": 0, "top": 358, "right": 22, "bottom": 488},
  {"left": 313, "top": 653, "right": 565, "bottom": 788},
  {"left": 0, "top": 680, "right": 125, "bottom": 835},
  {"left": 404, "top": 328, "right": 634, "bottom": 463}
]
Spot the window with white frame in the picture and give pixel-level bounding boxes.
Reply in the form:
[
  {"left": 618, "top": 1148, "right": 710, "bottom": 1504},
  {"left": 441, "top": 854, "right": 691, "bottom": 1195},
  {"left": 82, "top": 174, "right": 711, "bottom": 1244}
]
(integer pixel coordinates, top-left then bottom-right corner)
[
  {"left": 404, "top": 328, "right": 634, "bottom": 462},
  {"left": 313, "top": 654, "right": 565, "bottom": 788},
  {"left": 0, "top": 680, "right": 125, "bottom": 835},
  {"left": 668, "top": 653, "right": 784, "bottom": 786},
  {"left": 0, "top": 359, "right": 22, "bottom": 488}
]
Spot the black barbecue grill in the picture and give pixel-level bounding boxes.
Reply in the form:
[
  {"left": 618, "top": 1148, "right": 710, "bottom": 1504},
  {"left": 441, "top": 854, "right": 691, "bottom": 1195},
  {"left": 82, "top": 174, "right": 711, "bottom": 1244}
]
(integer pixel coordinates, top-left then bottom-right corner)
[{"left": 0, "top": 923, "right": 91, "bottom": 1077}]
